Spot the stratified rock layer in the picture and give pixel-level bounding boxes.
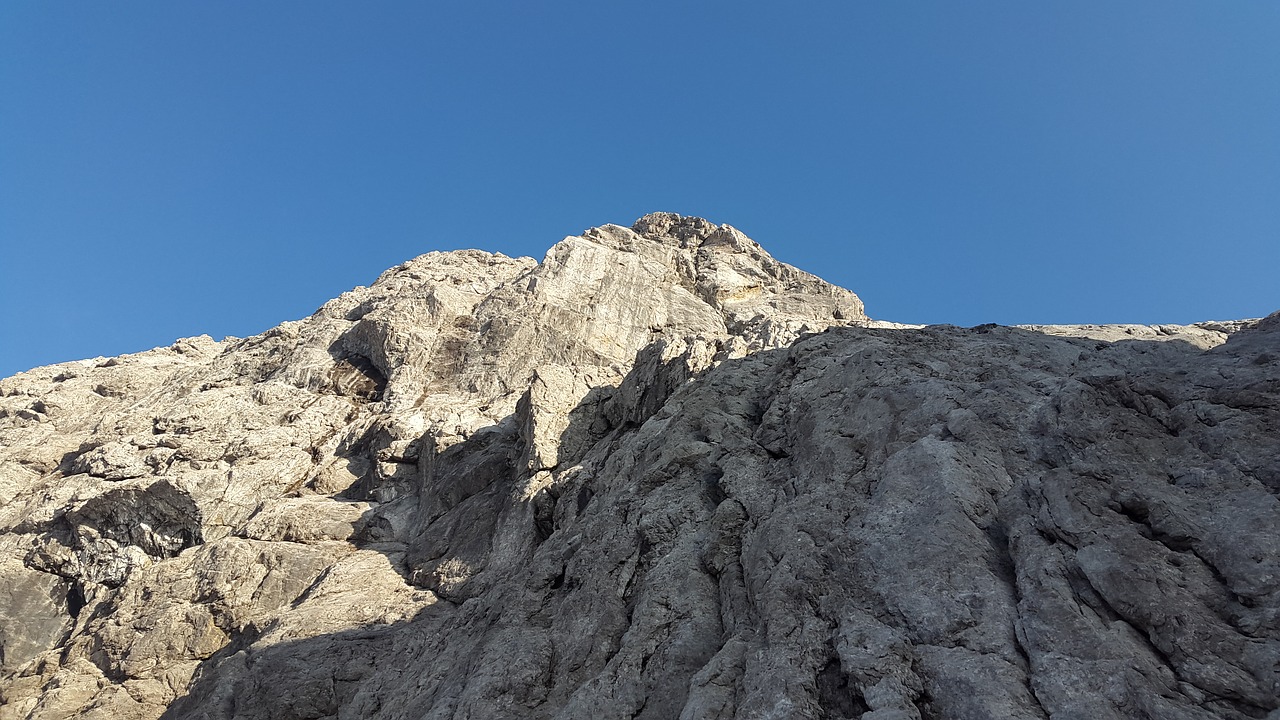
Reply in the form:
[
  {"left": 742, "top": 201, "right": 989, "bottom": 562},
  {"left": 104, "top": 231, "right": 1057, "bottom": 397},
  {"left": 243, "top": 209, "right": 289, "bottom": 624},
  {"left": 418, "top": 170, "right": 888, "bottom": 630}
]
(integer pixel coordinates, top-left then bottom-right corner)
[{"left": 1, "top": 214, "right": 1277, "bottom": 720}]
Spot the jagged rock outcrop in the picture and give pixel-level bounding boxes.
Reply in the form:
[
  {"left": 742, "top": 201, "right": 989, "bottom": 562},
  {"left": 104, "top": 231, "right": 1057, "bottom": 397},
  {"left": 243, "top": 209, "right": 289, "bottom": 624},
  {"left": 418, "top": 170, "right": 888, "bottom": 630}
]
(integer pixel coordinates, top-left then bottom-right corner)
[{"left": 0, "top": 213, "right": 1277, "bottom": 720}]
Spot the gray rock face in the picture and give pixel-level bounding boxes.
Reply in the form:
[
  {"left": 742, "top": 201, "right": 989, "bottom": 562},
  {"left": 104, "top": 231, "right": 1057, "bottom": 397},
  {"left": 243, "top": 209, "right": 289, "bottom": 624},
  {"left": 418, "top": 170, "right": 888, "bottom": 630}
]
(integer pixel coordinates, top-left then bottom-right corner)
[{"left": 0, "top": 213, "right": 1276, "bottom": 720}]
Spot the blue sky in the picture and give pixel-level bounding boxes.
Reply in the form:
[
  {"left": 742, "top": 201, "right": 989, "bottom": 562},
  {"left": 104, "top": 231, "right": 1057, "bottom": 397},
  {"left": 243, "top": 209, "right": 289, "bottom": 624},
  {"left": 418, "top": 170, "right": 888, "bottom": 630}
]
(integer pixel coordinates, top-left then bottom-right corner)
[{"left": 2, "top": 2, "right": 1277, "bottom": 377}]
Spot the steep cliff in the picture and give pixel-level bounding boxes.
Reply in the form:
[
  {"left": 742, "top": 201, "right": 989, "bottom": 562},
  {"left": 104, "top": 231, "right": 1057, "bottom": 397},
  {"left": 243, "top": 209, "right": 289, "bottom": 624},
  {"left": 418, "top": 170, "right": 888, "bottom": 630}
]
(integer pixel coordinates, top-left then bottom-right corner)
[{"left": 0, "top": 214, "right": 1276, "bottom": 720}]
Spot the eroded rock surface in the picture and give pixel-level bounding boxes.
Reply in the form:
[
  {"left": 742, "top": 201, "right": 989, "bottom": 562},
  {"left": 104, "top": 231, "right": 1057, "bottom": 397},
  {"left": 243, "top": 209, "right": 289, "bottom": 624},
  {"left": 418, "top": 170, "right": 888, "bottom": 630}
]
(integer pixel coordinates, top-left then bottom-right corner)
[{"left": 0, "top": 213, "right": 1276, "bottom": 720}]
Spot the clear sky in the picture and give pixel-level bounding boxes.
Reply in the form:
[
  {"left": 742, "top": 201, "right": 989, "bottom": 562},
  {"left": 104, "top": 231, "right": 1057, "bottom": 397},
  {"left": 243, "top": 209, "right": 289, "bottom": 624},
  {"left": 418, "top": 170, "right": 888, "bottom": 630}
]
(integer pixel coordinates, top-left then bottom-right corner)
[{"left": 2, "top": 2, "right": 1277, "bottom": 377}]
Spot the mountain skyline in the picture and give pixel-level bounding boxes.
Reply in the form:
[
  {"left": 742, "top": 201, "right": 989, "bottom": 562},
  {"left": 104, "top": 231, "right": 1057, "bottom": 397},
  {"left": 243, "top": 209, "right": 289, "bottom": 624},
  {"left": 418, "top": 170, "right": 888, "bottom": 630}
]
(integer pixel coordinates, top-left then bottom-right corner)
[{"left": 3, "top": 3, "right": 1278, "bottom": 378}]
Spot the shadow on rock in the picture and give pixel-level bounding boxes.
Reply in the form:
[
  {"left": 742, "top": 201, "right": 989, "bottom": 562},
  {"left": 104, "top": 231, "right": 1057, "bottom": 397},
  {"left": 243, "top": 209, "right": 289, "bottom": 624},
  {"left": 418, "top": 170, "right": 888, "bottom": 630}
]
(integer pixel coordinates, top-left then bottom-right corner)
[{"left": 161, "top": 320, "right": 1280, "bottom": 720}]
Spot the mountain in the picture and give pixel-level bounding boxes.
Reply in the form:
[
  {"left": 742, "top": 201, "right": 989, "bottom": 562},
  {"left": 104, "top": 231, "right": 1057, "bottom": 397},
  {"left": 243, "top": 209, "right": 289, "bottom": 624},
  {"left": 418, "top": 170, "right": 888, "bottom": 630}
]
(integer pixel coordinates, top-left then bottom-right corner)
[{"left": 1, "top": 214, "right": 1277, "bottom": 720}]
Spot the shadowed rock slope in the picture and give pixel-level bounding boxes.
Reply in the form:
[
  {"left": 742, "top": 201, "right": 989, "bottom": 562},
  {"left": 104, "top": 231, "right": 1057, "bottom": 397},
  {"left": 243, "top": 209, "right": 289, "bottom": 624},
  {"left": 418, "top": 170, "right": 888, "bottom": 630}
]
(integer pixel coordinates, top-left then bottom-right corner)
[{"left": 0, "top": 214, "right": 1277, "bottom": 720}]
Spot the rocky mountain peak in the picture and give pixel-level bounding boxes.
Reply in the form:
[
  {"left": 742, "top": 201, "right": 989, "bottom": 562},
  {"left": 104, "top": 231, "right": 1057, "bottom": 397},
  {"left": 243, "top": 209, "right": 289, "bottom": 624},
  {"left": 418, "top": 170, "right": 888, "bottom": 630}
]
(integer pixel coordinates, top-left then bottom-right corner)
[
  {"left": 1, "top": 216, "right": 1277, "bottom": 720},
  {"left": 316, "top": 214, "right": 864, "bottom": 415},
  {"left": 629, "top": 211, "right": 727, "bottom": 248}
]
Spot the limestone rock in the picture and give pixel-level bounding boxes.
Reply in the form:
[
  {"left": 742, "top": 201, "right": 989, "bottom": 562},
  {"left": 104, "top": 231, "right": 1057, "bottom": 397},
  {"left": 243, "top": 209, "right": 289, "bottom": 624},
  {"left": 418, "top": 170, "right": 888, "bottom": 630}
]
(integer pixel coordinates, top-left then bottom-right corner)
[{"left": 0, "top": 213, "right": 1276, "bottom": 720}]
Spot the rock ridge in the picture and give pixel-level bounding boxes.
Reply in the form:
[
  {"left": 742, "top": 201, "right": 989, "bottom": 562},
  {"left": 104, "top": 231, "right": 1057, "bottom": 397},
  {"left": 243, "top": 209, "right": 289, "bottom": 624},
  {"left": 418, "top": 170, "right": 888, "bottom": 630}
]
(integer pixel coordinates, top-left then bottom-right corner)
[{"left": 0, "top": 214, "right": 1276, "bottom": 720}]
